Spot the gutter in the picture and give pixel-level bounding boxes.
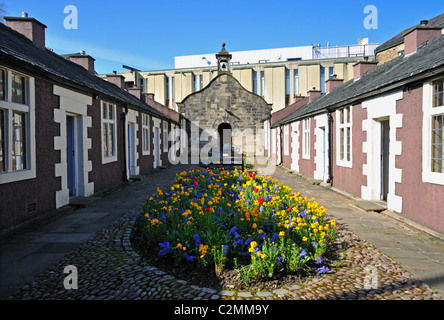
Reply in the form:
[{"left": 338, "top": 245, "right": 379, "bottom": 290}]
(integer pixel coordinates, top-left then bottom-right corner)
[
  {"left": 279, "top": 125, "right": 283, "bottom": 165},
  {"left": 121, "top": 105, "right": 129, "bottom": 181},
  {"left": 326, "top": 109, "right": 333, "bottom": 185}
]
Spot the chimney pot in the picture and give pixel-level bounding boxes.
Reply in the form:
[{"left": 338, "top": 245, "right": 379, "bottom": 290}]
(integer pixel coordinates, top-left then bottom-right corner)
[
  {"left": 420, "top": 20, "right": 428, "bottom": 26},
  {"left": 22, "top": 12, "right": 28, "bottom": 18}
]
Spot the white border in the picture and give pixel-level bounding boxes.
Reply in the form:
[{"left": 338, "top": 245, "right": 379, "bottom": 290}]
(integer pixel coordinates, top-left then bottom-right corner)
[
  {"left": 290, "top": 121, "right": 300, "bottom": 171},
  {"left": 153, "top": 117, "right": 162, "bottom": 168},
  {"left": 361, "top": 91, "right": 403, "bottom": 212},
  {"left": 100, "top": 101, "right": 118, "bottom": 164},
  {"left": 314, "top": 114, "right": 329, "bottom": 181},
  {"left": 142, "top": 113, "right": 150, "bottom": 156},
  {"left": 302, "top": 118, "right": 310, "bottom": 159},
  {"left": 53, "top": 85, "right": 93, "bottom": 208},
  {"left": 125, "top": 108, "right": 139, "bottom": 178},
  {"left": 336, "top": 106, "right": 353, "bottom": 168},
  {"left": 0, "top": 71, "right": 36, "bottom": 185}
]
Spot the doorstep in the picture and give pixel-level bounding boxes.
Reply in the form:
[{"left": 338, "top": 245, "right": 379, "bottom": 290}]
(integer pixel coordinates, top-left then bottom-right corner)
[
  {"left": 352, "top": 200, "right": 387, "bottom": 212},
  {"left": 69, "top": 196, "right": 101, "bottom": 208}
]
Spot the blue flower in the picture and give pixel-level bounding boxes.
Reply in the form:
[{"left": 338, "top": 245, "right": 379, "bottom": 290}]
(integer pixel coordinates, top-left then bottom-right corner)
[
  {"left": 184, "top": 253, "right": 195, "bottom": 261},
  {"left": 270, "top": 233, "right": 279, "bottom": 243},
  {"left": 229, "top": 226, "right": 237, "bottom": 236},
  {"left": 193, "top": 234, "right": 201, "bottom": 247},
  {"left": 299, "top": 248, "right": 307, "bottom": 259},
  {"left": 316, "top": 257, "right": 324, "bottom": 265},
  {"left": 233, "top": 239, "right": 243, "bottom": 246},
  {"left": 245, "top": 238, "right": 253, "bottom": 246},
  {"left": 315, "top": 266, "right": 330, "bottom": 274},
  {"left": 158, "top": 241, "right": 171, "bottom": 256},
  {"left": 312, "top": 242, "right": 319, "bottom": 248},
  {"left": 260, "top": 205, "right": 264, "bottom": 213}
]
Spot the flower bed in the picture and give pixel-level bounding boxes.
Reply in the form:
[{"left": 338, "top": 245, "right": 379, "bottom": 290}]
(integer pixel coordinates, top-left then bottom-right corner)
[{"left": 131, "top": 166, "right": 339, "bottom": 288}]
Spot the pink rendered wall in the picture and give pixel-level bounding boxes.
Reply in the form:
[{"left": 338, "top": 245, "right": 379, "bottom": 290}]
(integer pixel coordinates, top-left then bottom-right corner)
[
  {"left": 396, "top": 85, "right": 444, "bottom": 233},
  {"left": 331, "top": 104, "right": 367, "bottom": 197}
]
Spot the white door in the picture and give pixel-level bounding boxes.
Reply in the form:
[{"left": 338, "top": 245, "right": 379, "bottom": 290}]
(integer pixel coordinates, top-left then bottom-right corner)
[{"left": 154, "top": 127, "right": 161, "bottom": 167}]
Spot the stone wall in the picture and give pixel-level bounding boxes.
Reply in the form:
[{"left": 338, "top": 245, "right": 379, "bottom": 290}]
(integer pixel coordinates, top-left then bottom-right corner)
[{"left": 178, "top": 73, "right": 272, "bottom": 159}]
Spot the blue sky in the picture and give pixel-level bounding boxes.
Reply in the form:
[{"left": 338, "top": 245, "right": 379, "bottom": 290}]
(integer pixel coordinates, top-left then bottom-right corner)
[{"left": 2, "top": 1, "right": 443, "bottom": 74}]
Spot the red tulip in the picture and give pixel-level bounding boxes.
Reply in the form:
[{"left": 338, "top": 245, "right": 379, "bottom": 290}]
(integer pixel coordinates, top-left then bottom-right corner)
[{"left": 258, "top": 197, "right": 264, "bottom": 204}]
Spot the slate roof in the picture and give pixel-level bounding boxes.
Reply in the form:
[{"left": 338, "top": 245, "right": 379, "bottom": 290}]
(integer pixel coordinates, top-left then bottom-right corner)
[
  {"left": 272, "top": 34, "right": 444, "bottom": 128},
  {"left": 0, "top": 22, "right": 176, "bottom": 123},
  {"left": 374, "top": 13, "right": 444, "bottom": 53}
]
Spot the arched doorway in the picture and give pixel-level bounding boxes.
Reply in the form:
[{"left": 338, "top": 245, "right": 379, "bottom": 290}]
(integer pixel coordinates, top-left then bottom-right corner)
[
  {"left": 217, "top": 123, "right": 233, "bottom": 164},
  {"left": 218, "top": 123, "right": 232, "bottom": 151}
]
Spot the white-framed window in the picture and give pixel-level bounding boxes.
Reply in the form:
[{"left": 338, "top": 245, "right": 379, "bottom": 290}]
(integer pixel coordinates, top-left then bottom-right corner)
[
  {"left": 142, "top": 113, "right": 150, "bottom": 155},
  {"left": 0, "top": 67, "right": 36, "bottom": 184},
  {"left": 336, "top": 106, "right": 352, "bottom": 167},
  {"left": 302, "top": 118, "right": 310, "bottom": 159},
  {"left": 193, "top": 75, "right": 198, "bottom": 92},
  {"left": 163, "top": 120, "right": 169, "bottom": 152},
  {"left": 293, "top": 69, "right": 299, "bottom": 95},
  {"left": 260, "top": 71, "right": 265, "bottom": 97},
  {"left": 423, "top": 78, "right": 444, "bottom": 185},
  {"left": 101, "top": 101, "right": 117, "bottom": 163},
  {"left": 284, "top": 124, "right": 289, "bottom": 156}
]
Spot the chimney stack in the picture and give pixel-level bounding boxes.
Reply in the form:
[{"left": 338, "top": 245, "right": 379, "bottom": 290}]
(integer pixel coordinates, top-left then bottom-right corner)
[
  {"left": 307, "top": 88, "right": 321, "bottom": 101},
  {"left": 4, "top": 13, "right": 47, "bottom": 49},
  {"left": 106, "top": 73, "right": 125, "bottom": 89},
  {"left": 143, "top": 93, "right": 155, "bottom": 104},
  {"left": 353, "top": 60, "right": 378, "bottom": 80},
  {"left": 67, "top": 51, "right": 96, "bottom": 75},
  {"left": 128, "top": 87, "right": 142, "bottom": 100},
  {"left": 325, "top": 76, "right": 344, "bottom": 93},
  {"left": 403, "top": 21, "right": 442, "bottom": 55}
]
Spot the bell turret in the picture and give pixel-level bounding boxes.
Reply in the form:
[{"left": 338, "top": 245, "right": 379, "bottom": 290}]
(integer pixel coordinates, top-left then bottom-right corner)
[{"left": 216, "top": 43, "right": 232, "bottom": 74}]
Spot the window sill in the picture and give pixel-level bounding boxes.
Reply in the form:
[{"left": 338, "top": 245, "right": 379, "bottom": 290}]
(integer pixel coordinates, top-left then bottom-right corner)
[
  {"left": 336, "top": 159, "right": 353, "bottom": 168},
  {"left": 0, "top": 169, "right": 36, "bottom": 184},
  {"left": 422, "top": 171, "right": 444, "bottom": 186},
  {"left": 102, "top": 155, "right": 118, "bottom": 164}
]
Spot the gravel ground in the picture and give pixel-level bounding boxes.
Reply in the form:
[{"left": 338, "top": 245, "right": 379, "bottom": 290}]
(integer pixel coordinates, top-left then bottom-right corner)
[{"left": 7, "top": 210, "right": 443, "bottom": 301}]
